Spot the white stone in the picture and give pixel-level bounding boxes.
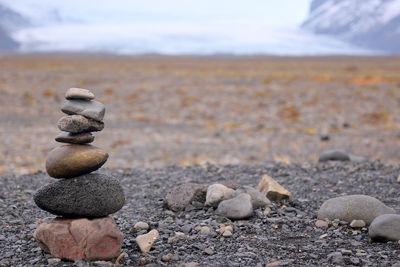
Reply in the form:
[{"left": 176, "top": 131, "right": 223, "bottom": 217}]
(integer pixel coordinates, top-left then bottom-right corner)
[{"left": 205, "top": 183, "right": 235, "bottom": 207}]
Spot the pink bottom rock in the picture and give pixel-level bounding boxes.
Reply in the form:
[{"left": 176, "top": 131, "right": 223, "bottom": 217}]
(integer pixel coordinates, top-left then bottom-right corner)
[{"left": 34, "top": 217, "right": 123, "bottom": 261}]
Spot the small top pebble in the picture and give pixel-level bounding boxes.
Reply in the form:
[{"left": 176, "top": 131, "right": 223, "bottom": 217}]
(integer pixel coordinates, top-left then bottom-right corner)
[{"left": 65, "top": 88, "right": 95, "bottom": 100}]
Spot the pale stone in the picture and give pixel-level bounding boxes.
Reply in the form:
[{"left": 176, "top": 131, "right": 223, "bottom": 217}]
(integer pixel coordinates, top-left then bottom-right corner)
[
  {"left": 136, "top": 229, "right": 159, "bottom": 253},
  {"left": 257, "top": 175, "right": 291, "bottom": 201},
  {"left": 205, "top": 183, "right": 235, "bottom": 207},
  {"left": 317, "top": 195, "right": 395, "bottom": 225},
  {"left": 350, "top": 219, "right": 366, "bottom": 228},
  {"left": 65, "top": 88, "right": 95, "bottom": 100}
]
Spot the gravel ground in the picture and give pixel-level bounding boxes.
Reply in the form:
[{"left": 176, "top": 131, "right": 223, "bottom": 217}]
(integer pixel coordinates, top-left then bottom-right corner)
[{"left": 1, "top": 161, "right": 400, "bottom": 266}]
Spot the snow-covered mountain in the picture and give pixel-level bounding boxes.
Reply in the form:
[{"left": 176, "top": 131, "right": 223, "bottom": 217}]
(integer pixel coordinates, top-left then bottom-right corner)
[
  {"left": 302, "top": 0, "right": 400, "bottom": 53},
  {"left": 0, "top": 3, "right": 29, "bottom": 51}
]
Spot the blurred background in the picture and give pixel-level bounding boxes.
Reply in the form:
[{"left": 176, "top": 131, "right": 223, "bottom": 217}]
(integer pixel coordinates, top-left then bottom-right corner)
[
  {"left": 1, "top": 0, "right": 400, "bottom": 54},
  {"left": 0, "top": 0, "right": 399, "bottom": 175}
]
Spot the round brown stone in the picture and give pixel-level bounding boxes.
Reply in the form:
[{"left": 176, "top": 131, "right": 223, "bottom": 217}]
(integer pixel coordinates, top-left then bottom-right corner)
[
  {"left": 46, "top": 144, "right": 108, "bottom": 178},
  {"left": 55, "top": 132, "right": 95, "bottom": 144}
]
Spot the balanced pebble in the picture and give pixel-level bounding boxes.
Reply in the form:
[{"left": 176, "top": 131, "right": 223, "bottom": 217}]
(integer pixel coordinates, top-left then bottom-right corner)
[
  {"left": 55, "top": 131, "right": 95, "bottom": 144},
  {"left": 65, "top": 88, "right": 95, "bottom": 100},
  {"left": 58, "top": 115, "right": 104, "bottom": 134},
  {"left": 46, "top": 144, "right": 108, "bottom": 178},
  {"left": 34, "top": 173, "right": 125, "bottom": 218},
  {"left": 61, "top": 99, "right": 105, "bottom": 122}
]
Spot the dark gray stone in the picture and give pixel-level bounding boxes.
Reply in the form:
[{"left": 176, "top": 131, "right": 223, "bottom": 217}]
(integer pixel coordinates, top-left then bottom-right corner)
[
  {"left": 369, "top": 214, "right": 400, "bottom": 242},
  {"left": 318, "top": 149, "right": 350, "bottom": 162},
  {"left": 164, "top": 183, "right": 208, "bottom": 211},
  {"left": 318, "top": 195, "right": 395, "bottom": 225},
  {"left": 61, "top": 99, "right": 105, "bottom": 122},
  {"left": 34, "top": 173, "right": 125, "bottom": 218},
  {"left": 57, "top": 115, "right": 104, "bottom": 134},
  {"left": 55, "top": 131, "right": 95, "bottom": 144}
]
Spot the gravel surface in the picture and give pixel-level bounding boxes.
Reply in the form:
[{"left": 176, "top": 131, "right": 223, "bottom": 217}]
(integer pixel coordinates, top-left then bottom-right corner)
[{"left": 1, "top": 161, "right": 400, "bottom": 266}]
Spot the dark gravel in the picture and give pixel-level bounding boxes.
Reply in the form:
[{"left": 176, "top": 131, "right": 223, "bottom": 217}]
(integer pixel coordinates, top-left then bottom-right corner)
[{"left": 1, "top": 161, "right": 400, "bottom": 266}]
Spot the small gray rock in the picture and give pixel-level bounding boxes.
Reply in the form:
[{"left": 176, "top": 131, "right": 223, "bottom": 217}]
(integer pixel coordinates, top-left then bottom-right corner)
[
  {"left": 216, "top": 193, "right": 253, "bottom": 220},
  {"left": 235, "top": 186, "right": 271, "bottom": 209},
  {"left": 318, "top": 149, "right": 350, "bottom": 162},
  {"left": 57, "top": 115, "right": 104, "bottom": 133},
  {"left": 205, "top": 183, "right": 235, "bottom": 207},
  {"left": 318, "top": 195, "right": 395, "bottom": 225},
  {"left": 164, "top": 183, "right": 208, "bottom": 211},
  {"left": 134, "top": 221, "right": 149, "bottom": 232},
  {"left": 369, "top": 214, "right": 400, "bottom": 241},
  {"left": 349, "top": 154, "right": 366, "bottom": 162},
  {"left": 61, "top": 99, "right": 105, "bottom": 122},
  {"left": 34, "top": 173, "right": 125, "bottom": 217},
  {"left": 327, "top": 252, "right": 344, "bottom": 264}
]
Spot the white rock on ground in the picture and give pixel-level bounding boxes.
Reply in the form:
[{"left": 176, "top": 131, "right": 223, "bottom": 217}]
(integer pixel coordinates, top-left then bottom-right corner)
[
  {"left": 257, "top": 175, "right": 291, "bottom": 201},
  {"left": 205, "top": 183, "right": 235, "bottom": 207},
  {"left": 136, "top": 229, "right": 159, "bottom": 253}
]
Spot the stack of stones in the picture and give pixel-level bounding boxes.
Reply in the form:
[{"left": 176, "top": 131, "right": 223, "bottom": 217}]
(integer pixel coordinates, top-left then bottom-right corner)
[{"left": 33, "top": 88, "right": 125, "bottom": 261}]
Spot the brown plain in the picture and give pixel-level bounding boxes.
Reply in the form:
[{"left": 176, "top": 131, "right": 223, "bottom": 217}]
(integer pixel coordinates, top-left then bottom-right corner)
[{"left": 0, "top": 54, "right": 399, "bottom": 175}]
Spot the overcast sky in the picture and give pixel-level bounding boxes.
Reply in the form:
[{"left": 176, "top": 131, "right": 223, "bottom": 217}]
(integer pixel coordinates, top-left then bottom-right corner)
[
  {"left": 4, "top": 0, "right": 312, "bottom": 28},
  {"left": 3, "top": 0, "right": 369, "bottom": 55}
]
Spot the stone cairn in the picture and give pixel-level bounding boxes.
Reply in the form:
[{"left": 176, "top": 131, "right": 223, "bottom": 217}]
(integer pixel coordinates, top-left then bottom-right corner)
[{"left": 33, "top": 88, "right": 125, "bottom": 261}]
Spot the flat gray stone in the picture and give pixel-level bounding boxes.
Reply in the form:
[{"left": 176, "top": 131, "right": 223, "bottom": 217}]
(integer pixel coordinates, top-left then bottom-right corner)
[
  {"left": 216, "top": 193, "right": 253, "bottom": 220},
  {"left": 57, "top": 115, "right": 104, "bottom": 134},
  {"left": 34, "top": 173, "right": 125, "bottom": 217},
  {"left": 317, "top": 195, "right": 395, "bottom": 224},
  {"left": 318, "top": 149, "right": 350, "bottom": 162},
  {"left": 369, "top": 214, "right": 400, "bottom": 241},
  {"left": 61, "top": 99, "right": 105, "bottom": 122},
  {"left": 235, "top": 186, "right": 271, "bottom": 209},
  {"left": 55, "top": 132, "right": 94, "bottom": 144},
  {"left": 65, "top": 88, "right": 95, "bottom": 100}
]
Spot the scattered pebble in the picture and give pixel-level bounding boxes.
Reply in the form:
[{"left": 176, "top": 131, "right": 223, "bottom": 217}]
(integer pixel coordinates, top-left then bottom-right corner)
[
  {"left": 204, "top": 247, "right": 214, "bottom": 255},
  {"left": 47, "top": 258, "right": 61, "bottom": 265},
  {"left": 134, "top": 221, "right": 149, "bottom": 232},
  {"left": 205, "top": 183, "right": 235, "bottom": 207},
  {"left": 318, "top": 149, "right": 350, "bottom": 162},
  {"left": 222, "top": 230, "right": 232, "bottom": 237},
  {"left": 317, "top": 194, "right": 395, "bottom": 224},
  {"left": 235, "top": 185, "right": 271, "bottom": 209},
  {"left": 257, "top": 175, "right": 291, "bottom": 201},
  {"left": 216, "top": 193, "right": 253, "bottom": 220},
  {"left": 369, "top": 214, "right": 400, "bottom": 241},
  {"left": 136, "top": 229, "right": 159, "bottom": 253},
  {"left": 315, "top": 219, "right": 329, "bottom": 228},
  {"left": 350, "top": 219, "right": 366, "bottom": 228}
]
